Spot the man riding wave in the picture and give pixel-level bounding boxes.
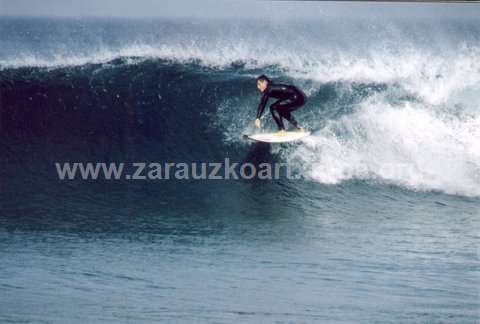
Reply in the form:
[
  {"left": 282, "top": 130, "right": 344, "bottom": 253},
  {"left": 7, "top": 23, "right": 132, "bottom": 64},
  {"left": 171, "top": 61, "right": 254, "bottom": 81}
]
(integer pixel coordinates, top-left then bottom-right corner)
[{"left": 255, "top": 75, "right": 306, "bottom": 135}]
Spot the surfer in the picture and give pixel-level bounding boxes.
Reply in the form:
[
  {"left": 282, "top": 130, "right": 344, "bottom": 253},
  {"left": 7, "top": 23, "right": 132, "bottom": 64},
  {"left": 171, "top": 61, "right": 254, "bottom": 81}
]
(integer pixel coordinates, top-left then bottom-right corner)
[{"left": 255, "top": 75, "right": 306, "bottom": 134}]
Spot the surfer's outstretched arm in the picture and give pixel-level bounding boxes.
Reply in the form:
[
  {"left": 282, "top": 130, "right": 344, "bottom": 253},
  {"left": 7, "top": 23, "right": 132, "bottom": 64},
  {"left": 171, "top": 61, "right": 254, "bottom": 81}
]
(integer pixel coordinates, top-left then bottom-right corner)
[{"left": 256, "top": 92, "right": 269, "bottom": 120}]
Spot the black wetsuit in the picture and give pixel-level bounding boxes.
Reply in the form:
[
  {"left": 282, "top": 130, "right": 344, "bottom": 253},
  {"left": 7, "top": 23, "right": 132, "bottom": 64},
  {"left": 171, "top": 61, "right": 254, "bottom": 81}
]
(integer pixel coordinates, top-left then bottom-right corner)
[{"left": 256, "top": 82, "right": 306, "bottom": 130}]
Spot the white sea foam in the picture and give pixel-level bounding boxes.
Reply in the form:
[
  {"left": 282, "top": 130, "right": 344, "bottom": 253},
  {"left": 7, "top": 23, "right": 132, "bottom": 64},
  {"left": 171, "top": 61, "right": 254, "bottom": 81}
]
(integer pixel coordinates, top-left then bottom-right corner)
[{"left": 288, "top": 97, "right": 480, "bottom": 197}]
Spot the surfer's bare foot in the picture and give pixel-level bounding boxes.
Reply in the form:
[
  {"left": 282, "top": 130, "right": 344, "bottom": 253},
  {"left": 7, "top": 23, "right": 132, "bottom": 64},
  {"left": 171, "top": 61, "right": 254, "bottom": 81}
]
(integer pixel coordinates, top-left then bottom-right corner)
[
  {"left": 297, "top": 127, "right": 305, "bottom": 132},
  {"left": 277, "top": 129, "right": 287, "bottom": 136}
]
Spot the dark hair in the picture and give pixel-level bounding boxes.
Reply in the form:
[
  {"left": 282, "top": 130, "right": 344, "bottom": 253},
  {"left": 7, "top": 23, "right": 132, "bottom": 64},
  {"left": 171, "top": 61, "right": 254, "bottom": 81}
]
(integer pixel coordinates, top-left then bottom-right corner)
[{"left": 256, "top": 74, "right": 271, "bottom": 84}]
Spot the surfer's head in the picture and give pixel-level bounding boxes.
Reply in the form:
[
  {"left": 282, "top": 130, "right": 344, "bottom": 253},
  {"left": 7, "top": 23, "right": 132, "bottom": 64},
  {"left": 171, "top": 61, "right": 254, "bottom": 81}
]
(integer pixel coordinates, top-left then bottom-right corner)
[{"left": 256, "top": 75, "right": 270, "bottom": 92}]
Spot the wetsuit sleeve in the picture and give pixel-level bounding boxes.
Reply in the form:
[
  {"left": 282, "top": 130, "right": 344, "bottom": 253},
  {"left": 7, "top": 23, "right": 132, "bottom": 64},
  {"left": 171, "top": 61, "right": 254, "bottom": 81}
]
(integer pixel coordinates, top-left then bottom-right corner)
[{"left": 256, "top": 91, "right": 269, "bottom": 119}]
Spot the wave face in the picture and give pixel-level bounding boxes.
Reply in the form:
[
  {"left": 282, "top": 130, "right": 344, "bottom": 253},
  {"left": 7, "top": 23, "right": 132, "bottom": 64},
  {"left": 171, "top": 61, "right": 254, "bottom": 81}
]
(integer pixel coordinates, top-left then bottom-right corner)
[{"left": 1, "top": 17, "right": 479, "bottom": 197}]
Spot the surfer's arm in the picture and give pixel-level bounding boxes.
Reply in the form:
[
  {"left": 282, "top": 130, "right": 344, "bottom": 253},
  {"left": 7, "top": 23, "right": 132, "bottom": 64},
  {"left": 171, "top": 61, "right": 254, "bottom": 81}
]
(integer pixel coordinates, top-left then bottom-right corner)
[{"left": 256, "top": 92, "right": 269, "bottom": 119}]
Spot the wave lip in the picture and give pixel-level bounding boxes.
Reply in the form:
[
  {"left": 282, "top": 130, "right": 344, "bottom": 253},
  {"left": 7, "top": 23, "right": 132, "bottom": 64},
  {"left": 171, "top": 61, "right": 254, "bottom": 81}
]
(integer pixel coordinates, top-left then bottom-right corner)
[{"left": 3, "top": 42, "right": 480, "bottom": 108}]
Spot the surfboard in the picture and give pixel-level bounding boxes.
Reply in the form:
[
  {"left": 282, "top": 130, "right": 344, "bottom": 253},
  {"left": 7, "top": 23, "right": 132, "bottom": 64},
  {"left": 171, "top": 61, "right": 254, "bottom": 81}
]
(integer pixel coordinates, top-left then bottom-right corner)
[{"left": 245, "top": 131, "right": 311, "bottom": 143}]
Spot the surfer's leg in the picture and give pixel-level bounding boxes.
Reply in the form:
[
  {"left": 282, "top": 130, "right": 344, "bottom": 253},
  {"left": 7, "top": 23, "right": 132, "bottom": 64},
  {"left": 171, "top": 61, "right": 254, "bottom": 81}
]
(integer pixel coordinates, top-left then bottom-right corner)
[
  {"left": 281, "top": 111, "right": 300, "bottom": 129},
  {"left": 275, "top": 100, "right": 303, "bottom": 130},
  {"left": 270, "top": 100, "right": 286, "bottom": 130}
]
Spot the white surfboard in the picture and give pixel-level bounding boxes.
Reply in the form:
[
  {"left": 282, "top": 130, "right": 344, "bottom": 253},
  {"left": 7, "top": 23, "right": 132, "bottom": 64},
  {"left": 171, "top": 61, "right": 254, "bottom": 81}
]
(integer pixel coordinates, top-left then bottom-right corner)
[{"left": 245, "top": 131, "right": 311, "bottom": 143}]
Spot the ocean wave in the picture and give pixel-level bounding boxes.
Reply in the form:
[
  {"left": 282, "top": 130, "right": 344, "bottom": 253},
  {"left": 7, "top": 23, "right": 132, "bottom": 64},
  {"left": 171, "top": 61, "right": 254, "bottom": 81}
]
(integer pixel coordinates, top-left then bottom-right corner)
[{"left": 1, "top": 17, "right": 479, "bottom": 197}]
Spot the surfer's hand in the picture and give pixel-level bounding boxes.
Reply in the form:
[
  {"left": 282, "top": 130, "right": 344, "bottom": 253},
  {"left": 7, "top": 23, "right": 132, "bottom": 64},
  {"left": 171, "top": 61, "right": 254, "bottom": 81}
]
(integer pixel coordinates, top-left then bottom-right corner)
[{"left": 255, "top": 118, "right": 261, "bottom": 128}]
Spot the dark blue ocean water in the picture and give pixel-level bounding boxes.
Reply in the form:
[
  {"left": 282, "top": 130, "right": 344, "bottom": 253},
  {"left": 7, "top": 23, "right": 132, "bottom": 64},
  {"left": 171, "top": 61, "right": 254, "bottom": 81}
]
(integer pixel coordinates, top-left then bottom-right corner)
[{"left": 0, "top": 15, "right": 479, "bottom": 323}]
